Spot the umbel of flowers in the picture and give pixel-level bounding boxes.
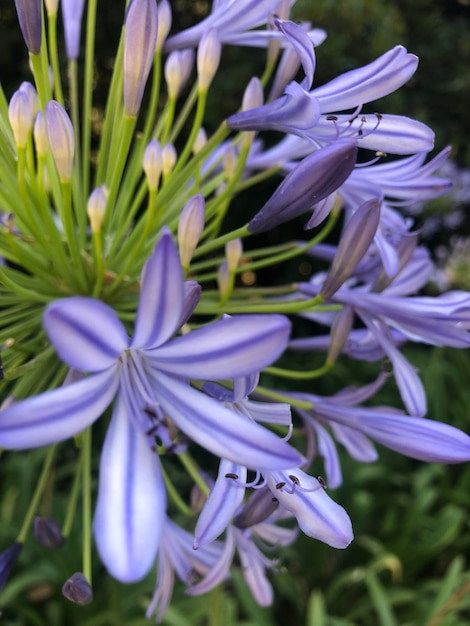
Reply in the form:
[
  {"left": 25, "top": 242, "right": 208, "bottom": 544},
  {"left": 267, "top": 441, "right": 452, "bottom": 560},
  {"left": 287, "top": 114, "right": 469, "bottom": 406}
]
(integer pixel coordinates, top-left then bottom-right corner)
[{"left": 0, "top": 0, "right": 469, "bottom": 618}]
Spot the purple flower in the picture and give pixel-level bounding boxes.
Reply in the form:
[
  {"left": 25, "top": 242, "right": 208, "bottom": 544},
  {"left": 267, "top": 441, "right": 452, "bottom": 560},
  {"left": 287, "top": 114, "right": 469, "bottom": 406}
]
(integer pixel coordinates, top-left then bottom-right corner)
[
  {"left": 0, "top": 230, "right": 301, "bottom": 583},
  {"left": 228, "top": 21, "right": 433, "bottom": 154},
  {"left": 0, "top": 543, "right": 22, "bottom": 592},
  {"left": 14, "top": 0, "right": 41, "bottom": 54}
]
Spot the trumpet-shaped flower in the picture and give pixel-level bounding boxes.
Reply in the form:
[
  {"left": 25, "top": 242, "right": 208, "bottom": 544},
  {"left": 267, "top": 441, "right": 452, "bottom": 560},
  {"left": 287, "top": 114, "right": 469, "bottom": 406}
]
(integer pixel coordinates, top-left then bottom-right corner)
[{"left": 0, "top": 230, "right": 301, "bottom": 583}]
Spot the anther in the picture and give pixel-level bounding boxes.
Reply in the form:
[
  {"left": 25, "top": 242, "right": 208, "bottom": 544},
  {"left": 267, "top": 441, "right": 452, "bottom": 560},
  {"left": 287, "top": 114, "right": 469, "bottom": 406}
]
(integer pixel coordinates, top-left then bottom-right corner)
[{"left": 225, "top": 473, "right": 239, "bottom": 480}]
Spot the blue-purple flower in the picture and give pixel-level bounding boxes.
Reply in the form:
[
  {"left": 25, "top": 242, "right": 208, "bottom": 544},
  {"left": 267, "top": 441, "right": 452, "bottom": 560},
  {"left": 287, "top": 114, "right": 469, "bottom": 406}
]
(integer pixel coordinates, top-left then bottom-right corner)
[{"left": 0, "top": 229, "right": 301, "bottom": 583}]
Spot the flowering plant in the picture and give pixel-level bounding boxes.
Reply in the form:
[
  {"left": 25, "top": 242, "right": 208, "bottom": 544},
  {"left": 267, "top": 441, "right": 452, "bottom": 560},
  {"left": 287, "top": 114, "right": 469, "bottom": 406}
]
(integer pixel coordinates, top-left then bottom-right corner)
[{"left": 1, "top": 0, "right": 469, "bottom": 619}]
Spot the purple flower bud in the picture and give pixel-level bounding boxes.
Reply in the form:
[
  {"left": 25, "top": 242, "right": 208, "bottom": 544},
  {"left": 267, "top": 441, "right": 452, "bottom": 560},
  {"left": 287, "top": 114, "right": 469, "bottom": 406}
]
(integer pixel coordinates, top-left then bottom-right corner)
[
  {"left": 33, "top": 111, "right": 48, "bottom": 157},
  {"left": 19, "top": 82, "right": 39, "bottom": 118},
  {"left": 123, "top": 0, "right": 159, "bottom": 116},
  {"left": 8, "top": 89, "right": 33, "bottom": 148},
  {"left": 87, "top": 186, "right": 108, "bottom": 233},
  {"left": 178, "top": 195, "right": 205, "bottom": 267},
  {"left": 234, "top": 487, "right": 279, "bottom": 529},
  {"left": 197, "top": 29, "right": 221, "bottom": 91},
  {"left": 327, "top": 305, "right": 354, "bottom": 363},
  {"left": 0, "top": 542, "right": 22, "bottom": 592},
  {"left": 45, "top": 101, "right": 75, "bottom": 182},
  {"left": 156, "top": 0, "right": 172, "bottom": 50},
  {"left": 14, "top": 0, "right": 42, "bottom": 55},
  {"left": 143, "top": 140, "right": 163, "bottom": 191},
  {"left": 226, "top": 239, "right": 243, "bottom": 272},
  {"left": 248, "top": 140, "right": 358, "bottom": 234},
  {"left": 33, "top": 516, "right": 65, "bottom": 549},
  {"left": 62, "top": 572, "right": 93, "bottom": 605},
  {"left": 61, "top": 0, "right": 86, "bottom": 61},
  {"left": 320, "top": 199, "right": 381, "bottom": 300}
]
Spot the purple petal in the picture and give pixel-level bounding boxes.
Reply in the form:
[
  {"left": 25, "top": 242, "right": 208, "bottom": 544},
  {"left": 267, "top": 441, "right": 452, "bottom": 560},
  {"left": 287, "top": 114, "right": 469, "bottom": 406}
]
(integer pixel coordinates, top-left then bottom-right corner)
[
  {"left": 152, "top": 372, "right": 303, "bottom": 470},
  {"left": 312, "top": 46, "right": 418, "bottom": 112},
  {"left": 44, "top": 298, "right": 129, "bottom": 372},
  {"left": 147, "top": 314, "right": 290, "bottom": 380},
  {"left": 93, "top": 393, "right": 166, "bottom": 583},
  {"left": 0, "top": 369, "right": 119, "bottom": 449},
  {"left": 195, "top": 459, "right": 246, "bottom": 547},
  {"left": 330, "top": 423, "right": 378, "bottom": 462},
  {"left": 267, "top": 469, "right": 353, "bottom": 549},
  {"left": 275, "top": 19, "right": 316, "bottom": 89},
  {"left": 132, "top": 229, "right": 184, "bottom": 349}
]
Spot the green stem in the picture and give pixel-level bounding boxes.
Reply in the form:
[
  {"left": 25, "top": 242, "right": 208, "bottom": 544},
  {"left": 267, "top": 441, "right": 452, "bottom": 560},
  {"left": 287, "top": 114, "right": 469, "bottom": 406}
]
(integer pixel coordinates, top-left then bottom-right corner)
[
  {"left": 178, "top": 451, "right": 210, "bottom": 497},
  {"left": 62, "top": 452, "right": 84, "bottom": 538},
  {"left": 82, "top": 427, "right": 93, "bottom": 585}
]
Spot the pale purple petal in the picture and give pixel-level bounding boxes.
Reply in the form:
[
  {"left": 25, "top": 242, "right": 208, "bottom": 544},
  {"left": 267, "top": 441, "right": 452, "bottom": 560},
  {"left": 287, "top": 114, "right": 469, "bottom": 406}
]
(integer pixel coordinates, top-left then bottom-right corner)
[
  {"left": 267, "top": 469, "right": 353, "bottom": 548},
  {"left": 147, "top": 314, "right": 290, "bottom": 380},
  {"left": 132, "top": 229, "right": 184, "bottom": 349},
  {"left": 152, "top": 372, "right": 303, "bottom": 470},
  {"left": 330, "top": 423, "right": 378, "bottom": 463},
  {"left": 312, "top": 46, "right": 418, "bottom": 112},
  {"left": 195, "top": 459, "right": 246, "bottom": 547},
  {"left": 275, "top": 19, "right": 316, "bottom": 89},
  {"left": 311, "top": 420, "right": 343, "bottom": 488},
  {"left": 44, "top": 298, "right": 129, "bottom": 372},
  {"left": 243, "top": 399, "right": 292, "bottom": 427},
  {"left": 93, "top": 393, "right": 166, "bottom": 583},
  {"left": 0, "top": 369, "right": 119, "bottom": 449},
  {"left": 186, "top": 530, "right": 235, "bottom": 596},
  {"left": 236, "top": 531, "right": 274, "bottom": 606}
]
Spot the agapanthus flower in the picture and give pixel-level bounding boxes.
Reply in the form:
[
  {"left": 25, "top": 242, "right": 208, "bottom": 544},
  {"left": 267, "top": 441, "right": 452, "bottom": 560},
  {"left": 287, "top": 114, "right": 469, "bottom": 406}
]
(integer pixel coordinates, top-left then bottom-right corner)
[
  {"left": 0, "top": 229, "right": 301, "bottom": 583},
  {"left": 228, "top": 20, "right": 434, "bottom": 154}
]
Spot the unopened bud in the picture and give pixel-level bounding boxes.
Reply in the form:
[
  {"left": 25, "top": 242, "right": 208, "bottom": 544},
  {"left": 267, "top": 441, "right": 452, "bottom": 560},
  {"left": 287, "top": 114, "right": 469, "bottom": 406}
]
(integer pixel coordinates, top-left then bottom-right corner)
[
  {"left": 45, "top": 101, "right": 75, "bottom": 182},
  {"left": 123, "top": 0, "right": 159, "bottom": 116},
  {"left": 165, "top": 51, "right": 185, "bottom": 99},
  {"left": 242, "top": 77, "right": 263, "bottom": 112},
  {"left": 178, "top": 195, "right": 205, "bottom": 267},
  {"left": 44, "top": 0, "right": 59, "bottom": 15},
  {"left": 19, "top": 82, "right": 39, "bottom": 118},
  {"left": 62, "top": 0, "right": 86, "bottom": 61},
  {"left": 226, "top": 239, "right": 242, "bottom": 272},
  {"left": 156, "top": 0, "right": 172, "bottom": 51},
  {"left": 0, "top": 542, "right": 22, "bottom": 592},
  {"left": 192, "top": 127, "right": 207, "bottom": 155},
  {"left": 234, "top": 487, "right": 279, "bottom": 529},
  {"left": 217, "top": 260, "right": 230, "bottom": 300},
  {"left": 14, "top": 0, "right": 42, "bottom": 54},
  {"left": 327, "top": 305, "right": 354, "bottom": 363},
  {"left": 33, "top": 516, "right": 65, "bottom": 549},
  {"left": 320, "top": 199, "right": 381, "bottom": 300},
  {"left": 62, "top": 572, "right": 93, "bottom": 605},
  {"left": 8, "top": 89, "right": 33, "bottom": 148},
  {"left": 223, "top": 146, "right": 237, "bottom": 179},
  {"left": 197, "top": 29, "right": 221, "bottom": 92},
  {"left": 162, "top": 143, "right": 177, "bottom": 177},
  {"left": 33, "top": 111, "right": 48, "bottom": 157},
  {"left": 87, "top": 186, "right": 108, "bottom": 233},
  {"left": 143, "top": 140, "right": 163, "bottom": 191}
]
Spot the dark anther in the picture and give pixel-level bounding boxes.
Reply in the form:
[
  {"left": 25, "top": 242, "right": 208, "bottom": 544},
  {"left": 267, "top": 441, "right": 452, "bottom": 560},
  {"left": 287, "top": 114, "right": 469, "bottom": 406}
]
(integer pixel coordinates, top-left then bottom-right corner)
[
  {"left": 271, "top": 497, "right": 279, "bottom": 503},
  {"left": 317, "top": 476, "right": 327, "bottom": 489},
  {"left": 326, "top": 115, "right": 338, "bottom": 121},
  {"left": 275, "top": 482, "right": 286, "bottom": 490},
  {"left": 358, "top": 129, "right": 363, "bottom": 136},
  {"left": 225, "top": 473, "right": 239, "bottom": 480},
  {"left": 374, "top": 112, "right": 383, "bottom": 120},
  {"left": 289, "top": 475, "right": 300, "bottom": 485}
]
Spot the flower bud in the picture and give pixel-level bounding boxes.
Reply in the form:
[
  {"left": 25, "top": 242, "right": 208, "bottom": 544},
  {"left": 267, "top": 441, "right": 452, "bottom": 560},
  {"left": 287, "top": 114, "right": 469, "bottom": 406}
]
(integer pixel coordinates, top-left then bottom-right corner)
[
  {"left": 61, "top": 0, "right": 86, "bottom": 61},
  {"left": 62, "top": 572, "right": 93, "bottom": 605},
  {"left": 8, "top": 89, "right": 33, "bottom": 148},
  {"left": 320, "top": 199, "right": 381, "bottom": 300},
  {"left": 19, "top": 82, "right": 39, "bottom": 119},
  {"left": 234, "top": 487, "right": 280, "bottom": 529},
  {"left": 217, "top": 260, "right": 230, "bottom": 300},
  {"left": 178, "top": 195, "right": 205, "bottom": 267},
  {"left": 162, "top": 143, "right": 177, "bottom": 177},
  {"left": 327, "top": 305, "right": 354, "bottom": 364},
  {"left": 0, "top": 542, "right": 22, "bottom": 592},
  {"left": 44, "top": 0, "right": 59, "bottom": 15},
  {"left": 165, "top": 51, "right": 185, "bottom": 99},
  {"left": 33, "top": 516, "right": 65, "bottom": 549},
  {"left": 197, "top": 29, "right": 221, "bottom": 92},
  {"left": 248, "top": 140, "right": 357, "bottom": 234},
  {"left": 33, "top": 111, "right": 49, "bottom": 157},
  {"left": 242, "top": 77, "right": 263, "bottom": 112},
  {"left": 226, "top": 238, "right": 242, "bottom": 272},
  {"left": 123, "top": 0, "right": 159, "bottom": 116},
  {"left": 143, "top": 140, "right": 163, "bottom": 191},
  {"left": 14, "top": 0, "right": 42, "bottom": 55},
  {"left": 192, "top": 127, "right": 207, "bottom": 155},
  {"left": 87, "top": 186, "right": 108, "bottom": 233},
  {"left": 156, "top": 0, "right": 172, "bottom": 51},
  {"left": 223, "top": 146, "right": 237, "bottom": 179},
  {"left": 45, "top": 101, "right": 75, "bottom": 182}
]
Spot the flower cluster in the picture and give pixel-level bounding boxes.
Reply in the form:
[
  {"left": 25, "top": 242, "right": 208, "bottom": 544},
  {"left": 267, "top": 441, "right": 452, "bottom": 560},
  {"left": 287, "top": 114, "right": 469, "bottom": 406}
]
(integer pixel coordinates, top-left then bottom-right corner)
[{"left": 1, "top": 0, "right": 469, "bottom": 618}]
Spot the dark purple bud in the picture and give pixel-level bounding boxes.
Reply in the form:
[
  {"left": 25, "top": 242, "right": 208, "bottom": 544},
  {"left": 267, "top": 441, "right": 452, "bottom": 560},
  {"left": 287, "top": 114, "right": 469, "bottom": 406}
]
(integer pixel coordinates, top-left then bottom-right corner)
[
  {"left": 0, "top": 543, "right": 22, "bottom": 592},
  {"left": 14, "top": 0, "right": 42, "bottom": 55},
  {"left": 248, "top": 140, "right": 357, "bottom": 234},
  {"left": 62, "top": 572, "right": 93, "bottom": 605},
  {"left": 320, "top": 198, "right": 381, "bottom": 300},
  {"left": 233, "top": 487, "right": 279, "bottom": 529},
  {"left": 33, "top": 516, "right": 65, "bottom": 549}
]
